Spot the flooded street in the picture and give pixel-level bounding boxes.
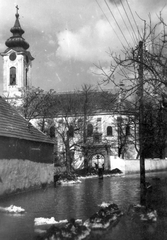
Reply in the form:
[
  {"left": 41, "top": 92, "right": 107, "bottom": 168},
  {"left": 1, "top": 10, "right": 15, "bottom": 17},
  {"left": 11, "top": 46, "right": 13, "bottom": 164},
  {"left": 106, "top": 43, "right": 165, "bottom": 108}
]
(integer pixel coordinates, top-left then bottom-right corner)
[{"left": 0, "top": 172, "right": 167, "bottom": 240}]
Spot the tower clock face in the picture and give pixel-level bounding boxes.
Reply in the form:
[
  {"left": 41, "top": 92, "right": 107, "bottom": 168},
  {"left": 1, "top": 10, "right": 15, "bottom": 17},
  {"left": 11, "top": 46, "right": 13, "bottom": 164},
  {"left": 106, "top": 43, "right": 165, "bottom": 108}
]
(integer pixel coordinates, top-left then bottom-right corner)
[{"left": 9, "top": 52, "right": 16, "bottom": 61}]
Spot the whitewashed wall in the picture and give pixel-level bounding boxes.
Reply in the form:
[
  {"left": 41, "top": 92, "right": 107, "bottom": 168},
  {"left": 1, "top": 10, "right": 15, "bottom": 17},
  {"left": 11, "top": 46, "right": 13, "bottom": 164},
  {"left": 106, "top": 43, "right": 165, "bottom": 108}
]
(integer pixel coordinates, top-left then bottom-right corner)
[
  {"left": 110, "top": 157, "right": 167, "bottom": 174},
  {"left": 0, "top": 159, "right": 54, "bottom": 196}
]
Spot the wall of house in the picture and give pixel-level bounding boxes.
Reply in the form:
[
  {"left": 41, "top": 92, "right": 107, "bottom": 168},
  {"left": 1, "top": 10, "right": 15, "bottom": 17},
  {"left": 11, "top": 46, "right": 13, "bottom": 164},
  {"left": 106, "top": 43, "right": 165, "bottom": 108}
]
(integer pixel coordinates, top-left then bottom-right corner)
[
  {"left": 110, "top": 156, "right": 167, "bottom": 174},
  {"left": 0, "top": 136, "right": 54, "bottom": 163},
  {"left": 0, "top": 159, "right": 54, "bottom": 197}
]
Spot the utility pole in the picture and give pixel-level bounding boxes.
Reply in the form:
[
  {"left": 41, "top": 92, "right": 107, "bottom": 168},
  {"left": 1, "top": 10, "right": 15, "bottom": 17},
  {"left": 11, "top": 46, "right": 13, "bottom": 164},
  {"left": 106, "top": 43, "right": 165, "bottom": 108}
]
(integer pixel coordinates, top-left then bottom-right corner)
[{"left": 138, "top": 41, "right": 146, "bottom": 205}]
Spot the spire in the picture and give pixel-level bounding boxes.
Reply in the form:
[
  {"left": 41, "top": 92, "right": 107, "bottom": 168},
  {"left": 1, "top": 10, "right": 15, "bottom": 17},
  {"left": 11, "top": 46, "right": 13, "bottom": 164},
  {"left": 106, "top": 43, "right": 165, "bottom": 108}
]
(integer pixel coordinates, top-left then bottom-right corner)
[{"left": 5, "top": 6, "right": 29, "bottom": 51}]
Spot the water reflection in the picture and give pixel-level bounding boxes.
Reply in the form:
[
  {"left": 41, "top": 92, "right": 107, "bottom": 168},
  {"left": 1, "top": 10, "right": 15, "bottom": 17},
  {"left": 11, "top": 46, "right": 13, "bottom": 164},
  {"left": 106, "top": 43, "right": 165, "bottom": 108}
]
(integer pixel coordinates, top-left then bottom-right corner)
[{"left": 0, "top": 172, "right": 166, "bottom": 240}]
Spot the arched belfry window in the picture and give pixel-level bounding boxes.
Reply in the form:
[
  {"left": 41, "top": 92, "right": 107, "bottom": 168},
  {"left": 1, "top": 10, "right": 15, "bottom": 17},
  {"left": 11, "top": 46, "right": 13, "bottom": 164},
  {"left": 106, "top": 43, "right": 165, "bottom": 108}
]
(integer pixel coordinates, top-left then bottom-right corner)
[
  {"left": 10, "top": 67, "right": 16, "bottom": 85},
  {"left": 26, "top": 68, "right": 28, "bottom": 87},
  {"left": 107, "top": 126, "right": 113, "bottom": 136},
  {"left": 87, "top": 123, "right": 93, "bottom": 137}
]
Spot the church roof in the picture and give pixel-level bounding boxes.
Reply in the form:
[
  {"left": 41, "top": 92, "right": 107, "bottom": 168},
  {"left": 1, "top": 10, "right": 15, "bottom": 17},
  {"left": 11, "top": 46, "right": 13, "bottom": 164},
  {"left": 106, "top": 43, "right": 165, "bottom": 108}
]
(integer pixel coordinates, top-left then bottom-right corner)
[
  {"left": 51, "top": 90, "right": 135, "bottom": 116},
  {"left": 5, "top": 6, "right": 30, "bottom": 51},
  {"left": 0, "top": 96, "right": 53, "bottom": 144}
]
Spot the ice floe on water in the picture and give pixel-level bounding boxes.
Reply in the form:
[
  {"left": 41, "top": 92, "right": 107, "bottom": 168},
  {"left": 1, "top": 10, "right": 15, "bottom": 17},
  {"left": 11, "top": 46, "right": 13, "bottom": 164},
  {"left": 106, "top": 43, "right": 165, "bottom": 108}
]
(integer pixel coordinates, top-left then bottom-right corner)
[
  {"left": 0, "top": 205, "right": 25, "bottom": 214},
  {"left": 84, "top": 202, "right": 123, "bottom": 230},
  {"left": 98, "top": 202, "right": 113, "bottom": 208},
  {"left": 34, "top": 218, "right": 91, "bottom": 240},
  {"left": 34, "top": 217, "right": 68, "bottom": 226},
  {"left": 59, "top": 179, "right": 82, "bottom": 185},
  {"left": 128, "top": 204, "right": 158, "bottom": 222}
]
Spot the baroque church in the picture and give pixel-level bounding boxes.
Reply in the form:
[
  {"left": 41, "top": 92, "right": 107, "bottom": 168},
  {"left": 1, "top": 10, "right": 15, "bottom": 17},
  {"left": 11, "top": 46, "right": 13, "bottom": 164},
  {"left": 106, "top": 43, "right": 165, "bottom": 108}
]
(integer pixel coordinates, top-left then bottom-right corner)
[
  {"left": 0, "top": 7, "right": 138, "bottom": 171},
  {"left": 0, "top": 6, "right": 34, "bottom": 99}
]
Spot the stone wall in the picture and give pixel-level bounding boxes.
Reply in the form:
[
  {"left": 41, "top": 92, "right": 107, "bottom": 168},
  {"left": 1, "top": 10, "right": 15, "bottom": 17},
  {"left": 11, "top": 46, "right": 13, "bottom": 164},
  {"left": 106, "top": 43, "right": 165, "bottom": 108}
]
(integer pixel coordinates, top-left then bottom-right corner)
[
  {"left": 0, "top": 159, "right": 54, "bottom": 197},
  {"left": 54, "top": 166, "right": 66, "bottom": 175},
  {"left": 110, "top": 156, "right": 167, "bottom": 174}
]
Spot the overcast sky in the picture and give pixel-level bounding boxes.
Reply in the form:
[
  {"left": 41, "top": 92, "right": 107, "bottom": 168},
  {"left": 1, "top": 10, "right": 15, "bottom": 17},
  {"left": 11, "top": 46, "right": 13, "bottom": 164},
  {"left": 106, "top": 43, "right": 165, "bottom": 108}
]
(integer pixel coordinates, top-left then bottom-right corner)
[{"left": 0, "top": 0, "right": 167, "bottom": 93}]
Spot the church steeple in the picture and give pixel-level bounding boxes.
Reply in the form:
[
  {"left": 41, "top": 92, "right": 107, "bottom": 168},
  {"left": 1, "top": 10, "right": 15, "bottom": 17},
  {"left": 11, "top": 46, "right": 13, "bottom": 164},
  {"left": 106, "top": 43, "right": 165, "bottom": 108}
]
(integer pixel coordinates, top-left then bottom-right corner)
[
  {"left": 0, "top": 6, "right": 34, "bottom": 99},
  {"left": 5, "top": 5, "right": 29, "bottom": 51}
]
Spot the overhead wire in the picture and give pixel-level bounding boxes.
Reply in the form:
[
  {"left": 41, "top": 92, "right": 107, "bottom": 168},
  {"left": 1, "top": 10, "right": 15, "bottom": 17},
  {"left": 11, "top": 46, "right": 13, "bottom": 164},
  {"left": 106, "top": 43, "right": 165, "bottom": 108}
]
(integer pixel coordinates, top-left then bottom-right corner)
[
  {"left": 113, "top": 0, "right": 136, "bottom": 46},
  {"left": 120, "top": 0, "right": 138, "bottom": 44},
  {"left": 125, "top": 0, "right": 143, "bottom": 40},
  {"left": 103, "top": 0, "right": 132, "bottom": 48},
  {"left": 96, "top": 0, "right": 141, "bottom": 88},
  {"left": 95, "top": 0, "right": 127, "bottom": 51}
]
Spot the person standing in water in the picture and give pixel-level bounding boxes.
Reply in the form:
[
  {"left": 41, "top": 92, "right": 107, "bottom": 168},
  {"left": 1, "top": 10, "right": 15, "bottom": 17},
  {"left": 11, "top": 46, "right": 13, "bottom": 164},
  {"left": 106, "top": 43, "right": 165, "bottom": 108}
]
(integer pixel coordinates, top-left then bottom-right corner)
[{"left": 97, "top": 155, "right": 104, "bottom": 179}]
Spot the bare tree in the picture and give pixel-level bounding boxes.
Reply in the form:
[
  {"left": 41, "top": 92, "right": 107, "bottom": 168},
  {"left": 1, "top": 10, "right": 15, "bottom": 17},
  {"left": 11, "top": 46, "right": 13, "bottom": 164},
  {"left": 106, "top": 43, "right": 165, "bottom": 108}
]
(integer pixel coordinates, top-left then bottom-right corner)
[
  {"left": 96, "top": 12, "right": 167, "bottom": 204},
  {"left": 53, "top": 91, "right": 84, "bottom": 173},
  {"left": 15, "top": 87, "right": 56, "bottom": 132}
]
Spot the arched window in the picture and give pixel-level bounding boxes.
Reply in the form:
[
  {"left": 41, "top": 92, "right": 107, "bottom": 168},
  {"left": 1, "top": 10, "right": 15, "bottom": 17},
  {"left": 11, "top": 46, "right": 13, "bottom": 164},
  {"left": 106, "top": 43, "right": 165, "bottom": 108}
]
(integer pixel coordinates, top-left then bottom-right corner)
[
  {"left": 97, "top": 118, "right": 101, "bottom": 132},
  {"left": 87, "top": 123, "right": 93, "bottom": 137},
  {"left": 78, "top": 118, "right": 83, "bottom": 129},
  {"left": 68, "top": 125, "right": 74, "bottom": 138},
  {"left": 50, "top": 126, "right": 55, "bottom": 138},
  {"left": 126, "top": 124, "right": 130, "bottom": 136},
  {"left": 10, "top": 67, "right": 16, "bottom": 85},
  {"left": 107, "top": 126, "right": 113, "bottom": 136},
  {"left": 26, "top": 68, "right": 28, "bottom": 86}
]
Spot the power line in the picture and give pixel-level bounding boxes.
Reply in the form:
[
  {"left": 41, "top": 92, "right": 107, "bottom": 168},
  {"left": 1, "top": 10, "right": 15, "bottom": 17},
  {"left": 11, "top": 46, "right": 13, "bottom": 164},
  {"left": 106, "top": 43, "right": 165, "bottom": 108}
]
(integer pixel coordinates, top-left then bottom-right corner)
[
  {"left": 95, "top": 0, "right": 127, "bottom": 50},
  {"left": 113, "top": 0, "right": 136, "bottom": 45},
  {"left": 120, "top": 0, "right": 138, "bottom": 43},
  {"left": 104, "top": 0, "right": 132, "bottom": 48},
  {"left": 125, "top": 0, "right": 142, "bottom": 40}
]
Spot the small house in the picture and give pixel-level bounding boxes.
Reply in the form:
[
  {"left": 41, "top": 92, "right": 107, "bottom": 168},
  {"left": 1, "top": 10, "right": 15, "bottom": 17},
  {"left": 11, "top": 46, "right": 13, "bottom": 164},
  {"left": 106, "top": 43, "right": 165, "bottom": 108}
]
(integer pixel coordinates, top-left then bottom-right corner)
[{"left": 0, "top": 96, "right": 54, "bottom": 196}]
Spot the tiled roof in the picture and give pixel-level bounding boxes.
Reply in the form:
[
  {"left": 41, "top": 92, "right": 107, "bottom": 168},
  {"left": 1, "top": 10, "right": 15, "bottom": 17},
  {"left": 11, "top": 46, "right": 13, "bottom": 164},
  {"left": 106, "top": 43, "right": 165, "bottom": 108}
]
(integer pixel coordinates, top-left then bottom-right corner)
[
  {"left": 0, "top": 96, "right": 53, "bottom": 144},
  {"left": 52, "top": 91, "right": 135, "bottom": 115}
]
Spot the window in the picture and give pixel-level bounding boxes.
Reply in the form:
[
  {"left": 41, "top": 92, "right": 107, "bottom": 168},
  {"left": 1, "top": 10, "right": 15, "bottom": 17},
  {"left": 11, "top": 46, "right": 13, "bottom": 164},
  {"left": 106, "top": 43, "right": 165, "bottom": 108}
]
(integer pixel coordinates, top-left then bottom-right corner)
[
  {"left": 126, "top": 124, "right": 130, "bottom": 136},
  {"left": 26, "top": 68, "right": 28, "bottom": 86},
  {"left": 93, "top": 132, "right": 101, "bottom": 143},
  {"left": 78, "top": 118, "right": 83, "bottom": 129},
  {"left": 87, "top": 123, "right": 93, "bottom": 137},
  {"left": 58, "top": 119, "right": 63, "bottom": 125},
  {"left": 50, "top": 126, "right": 55, "bottom": 138},
  {"left": 97, "top": 118, "right": 101, "bottom": 132},
  {"left": 68, "top": 125, "right": 74, "bottom": 138},
  {"left": 10, "top": 67, "right": 16, "bottom": 85},
  {"left": 117, "top": 116, "right": 122, "bottom": 122},
  {"left": 107, "top": 126, "right": 113, "bottom": 136}
]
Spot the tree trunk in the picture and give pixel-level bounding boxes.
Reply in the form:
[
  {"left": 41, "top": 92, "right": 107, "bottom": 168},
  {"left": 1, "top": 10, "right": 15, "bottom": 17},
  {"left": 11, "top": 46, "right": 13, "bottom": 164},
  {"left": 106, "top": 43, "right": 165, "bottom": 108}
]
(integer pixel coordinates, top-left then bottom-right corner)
[{"left": 65, "top": 134, "right": 71, "bottom": 174}]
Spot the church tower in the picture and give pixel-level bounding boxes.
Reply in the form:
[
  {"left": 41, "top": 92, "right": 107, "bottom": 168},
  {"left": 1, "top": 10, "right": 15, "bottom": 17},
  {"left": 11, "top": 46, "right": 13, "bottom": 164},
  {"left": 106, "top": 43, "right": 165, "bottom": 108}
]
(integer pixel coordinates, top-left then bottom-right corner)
[{"left": 0, "top": 6, "right": 34, "bottom": 99}]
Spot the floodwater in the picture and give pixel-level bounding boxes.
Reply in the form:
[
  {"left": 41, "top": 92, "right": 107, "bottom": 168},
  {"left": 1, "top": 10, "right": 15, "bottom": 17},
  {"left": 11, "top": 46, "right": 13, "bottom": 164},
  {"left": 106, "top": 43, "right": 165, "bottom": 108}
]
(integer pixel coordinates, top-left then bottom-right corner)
[{"left": 0, "top": 172, "right": 167, "bottom": 240}]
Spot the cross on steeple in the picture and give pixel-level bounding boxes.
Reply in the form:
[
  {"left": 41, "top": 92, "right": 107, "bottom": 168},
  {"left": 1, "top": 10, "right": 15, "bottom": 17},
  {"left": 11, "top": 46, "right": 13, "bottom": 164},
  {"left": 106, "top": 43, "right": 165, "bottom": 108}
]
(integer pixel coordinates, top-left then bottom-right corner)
[{"left": 16, "top": 5, "right": 19, "bottom": 15}]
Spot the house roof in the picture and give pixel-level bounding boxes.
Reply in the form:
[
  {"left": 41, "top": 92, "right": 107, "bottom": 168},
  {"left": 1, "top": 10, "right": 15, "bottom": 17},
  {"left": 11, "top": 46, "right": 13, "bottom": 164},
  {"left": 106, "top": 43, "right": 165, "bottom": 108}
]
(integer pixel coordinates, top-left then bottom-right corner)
[{"left": 0, "top": 96, "right": 53, "bottom": 144}]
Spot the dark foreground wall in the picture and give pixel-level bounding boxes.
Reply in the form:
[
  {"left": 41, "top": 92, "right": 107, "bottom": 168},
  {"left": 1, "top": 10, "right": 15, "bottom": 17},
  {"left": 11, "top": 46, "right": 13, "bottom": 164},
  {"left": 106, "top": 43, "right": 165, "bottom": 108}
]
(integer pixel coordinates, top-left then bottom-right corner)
[{"left": 0, "top": 136, "right": 54, "bottom": 163}]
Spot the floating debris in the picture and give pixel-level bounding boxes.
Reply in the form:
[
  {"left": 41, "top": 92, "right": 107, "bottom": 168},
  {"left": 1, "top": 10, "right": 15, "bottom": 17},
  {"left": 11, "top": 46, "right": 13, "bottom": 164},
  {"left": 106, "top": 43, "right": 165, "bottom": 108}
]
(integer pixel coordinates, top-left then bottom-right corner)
[
  {"left": 128, "top": 204, "right": 158, "bottom": 222},
  {"left": 34, "top": 217, "right": 68, "bottom": 226},
  {"left": 84, "top": 203, "right": 123, "bottom": 229},
  {"left": 34, "top": 218, "right": 91, "bottom": 240},
  {"left": 0, "top": 205, "right": 25, "bottom": 214},
  {"left": 59, "top": 179, "right": 82, "bottom": 185},
  {"left": 98, "top": 202, "right": 114, "bottom": 208}
]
